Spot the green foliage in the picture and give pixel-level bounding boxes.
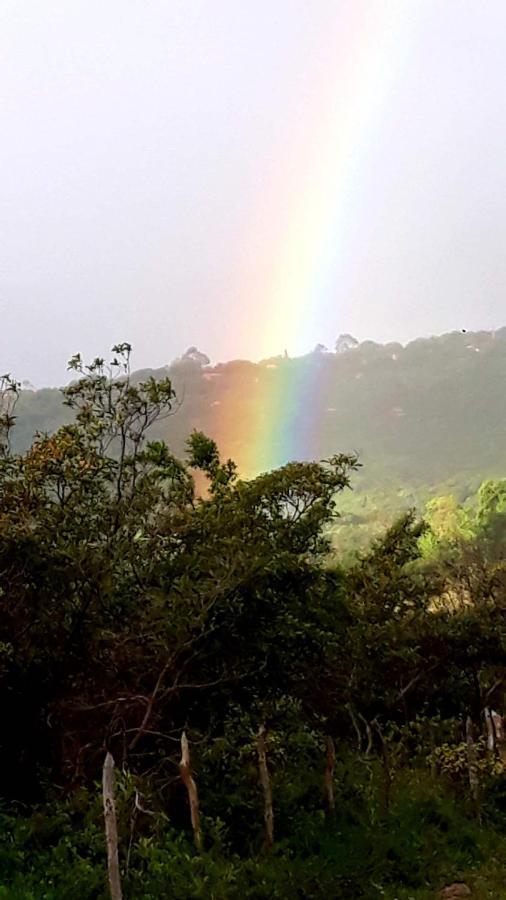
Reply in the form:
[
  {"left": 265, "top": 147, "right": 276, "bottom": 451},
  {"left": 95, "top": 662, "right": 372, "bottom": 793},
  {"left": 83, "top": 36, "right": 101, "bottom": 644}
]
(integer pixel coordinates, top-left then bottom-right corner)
[
  {"left": 0, "top": 342, "right": 505, "bottom": 897},
  {"left": 476, "top": 479, "right": 506, "bottom": 549},
  {"left": 186, "top": 429, "right": 237, "bottom": 494},
  {"left": 1, "top": 772, "right": 505, "bottom": 898},
  {"left": 419, "top": 495, "right": 476, "bottom": 558}
]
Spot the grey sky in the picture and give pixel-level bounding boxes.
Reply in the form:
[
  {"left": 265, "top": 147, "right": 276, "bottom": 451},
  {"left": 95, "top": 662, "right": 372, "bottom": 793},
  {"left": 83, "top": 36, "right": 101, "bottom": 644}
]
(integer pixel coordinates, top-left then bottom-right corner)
[{"left": 1, "top": 0, "right": 506, "bottom": 385}]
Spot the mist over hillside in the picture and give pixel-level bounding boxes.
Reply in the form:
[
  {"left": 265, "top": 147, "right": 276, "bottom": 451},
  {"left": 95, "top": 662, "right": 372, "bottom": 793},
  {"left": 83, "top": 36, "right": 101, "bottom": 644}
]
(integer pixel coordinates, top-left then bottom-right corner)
[{"left": 11, "top": 327, "right": 506, "bottom": 526}]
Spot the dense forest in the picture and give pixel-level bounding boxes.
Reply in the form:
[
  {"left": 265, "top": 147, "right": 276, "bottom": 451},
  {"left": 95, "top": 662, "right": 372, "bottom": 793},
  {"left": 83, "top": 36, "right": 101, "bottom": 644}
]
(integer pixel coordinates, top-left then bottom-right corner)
[{"left": 1, "top": 343, "right": 506, "bottom": 898}]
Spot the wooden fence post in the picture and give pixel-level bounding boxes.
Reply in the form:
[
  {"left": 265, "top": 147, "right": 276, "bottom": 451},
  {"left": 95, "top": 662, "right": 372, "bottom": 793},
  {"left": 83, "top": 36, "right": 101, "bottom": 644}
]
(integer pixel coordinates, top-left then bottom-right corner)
[
  {"left": 257, "top": 724, "right": 274, "bottom": 849},
  {"left": 179, "top": 731, "right": 203, "bottom": 852},
  {"left": 496, "top": 712, "right": 506, "bottom": 765},
  {"left": 484, "top": 707, "right": 497, "bottom": 758},
  {"left": 465, "top": 716, "right": 481, "bottom": 821},
  {"left": 102, "top": 752, "right": 123, "bottom": 900}
]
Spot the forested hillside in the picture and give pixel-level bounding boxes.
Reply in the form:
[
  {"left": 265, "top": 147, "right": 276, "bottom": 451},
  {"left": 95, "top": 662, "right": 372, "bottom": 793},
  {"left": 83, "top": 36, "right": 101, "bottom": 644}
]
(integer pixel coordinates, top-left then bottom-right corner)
[{"left": 11, "top": 327, "right": 506, "bottom": 544}]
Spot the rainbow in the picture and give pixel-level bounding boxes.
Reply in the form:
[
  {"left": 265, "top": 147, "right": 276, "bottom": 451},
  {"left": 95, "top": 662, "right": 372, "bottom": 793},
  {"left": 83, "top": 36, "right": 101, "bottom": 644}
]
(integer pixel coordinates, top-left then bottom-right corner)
[{"left": 214, "top": 2, "right": 424, "bottom": 477}]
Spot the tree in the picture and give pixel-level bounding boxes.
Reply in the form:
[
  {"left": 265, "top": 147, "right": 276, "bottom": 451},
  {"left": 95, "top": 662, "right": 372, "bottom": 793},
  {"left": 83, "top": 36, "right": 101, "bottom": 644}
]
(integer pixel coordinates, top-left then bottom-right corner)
[
  {"left": 420, "top": 495, "right": 475, "bottom": 557},
  {"left": 335, "top": 334, "right": 359, "bottom": 353},
  {"left": 0, "top": 346, "right": 360, "bottom": 795},
  {"left": 182, "top": 346, "right": 211, "bottom": 366},
  {"left": 0, "top": 373, "right": 20, "bottom": 457},
  {"left": 476, "top": 479, "right": 506, "bottom": 545}
]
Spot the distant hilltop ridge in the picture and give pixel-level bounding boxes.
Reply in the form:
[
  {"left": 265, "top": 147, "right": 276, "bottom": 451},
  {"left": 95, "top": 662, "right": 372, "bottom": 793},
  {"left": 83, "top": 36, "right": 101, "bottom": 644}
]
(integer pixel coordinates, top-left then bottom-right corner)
[
  {"left": 10, "top": 326, "right": 506, "bottom": 504},
  {"left": 14, "top": 326, "right": 506, "bottom": 391},
  {"left": 151, "top": 326, "right": 506, "bottom": 375}
]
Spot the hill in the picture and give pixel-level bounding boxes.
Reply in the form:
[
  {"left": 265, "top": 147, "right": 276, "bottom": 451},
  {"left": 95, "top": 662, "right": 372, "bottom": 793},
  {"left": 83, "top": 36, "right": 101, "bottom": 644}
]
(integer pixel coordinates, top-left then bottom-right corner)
[{"left": 9, "top": 327, "right": 506, "bottom": 543}]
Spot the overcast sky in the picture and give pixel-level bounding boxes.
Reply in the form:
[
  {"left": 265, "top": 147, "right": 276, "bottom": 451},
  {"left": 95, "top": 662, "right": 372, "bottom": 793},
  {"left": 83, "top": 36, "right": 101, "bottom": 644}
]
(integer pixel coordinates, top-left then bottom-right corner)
[{"left": 2, "top": 0, "right": 506, "bottom": 386}]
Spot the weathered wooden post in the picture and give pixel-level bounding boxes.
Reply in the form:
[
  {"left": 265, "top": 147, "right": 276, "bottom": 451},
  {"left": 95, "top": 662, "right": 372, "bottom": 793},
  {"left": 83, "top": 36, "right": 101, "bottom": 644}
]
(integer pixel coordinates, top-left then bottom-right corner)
[
  {"left": 257, "top": 724, "right": 274, "bottom": 849},
  {"left": 465, "top": 716, "right": 481, "bottom": 820},
  {"left": 102, "top": 752, "right": 123, "bottom": 900},
  {"left": 495, "top": 711, "right": 506, "bottom": 765},
  {"left": 484, "top": 707, "right": 497, "bottom": 759},
  {"left": 484, "top": 707, "right": 506, "bottom": 764},
  {"left": 179, "top": 731, "right": 203, "bottom": 852}
]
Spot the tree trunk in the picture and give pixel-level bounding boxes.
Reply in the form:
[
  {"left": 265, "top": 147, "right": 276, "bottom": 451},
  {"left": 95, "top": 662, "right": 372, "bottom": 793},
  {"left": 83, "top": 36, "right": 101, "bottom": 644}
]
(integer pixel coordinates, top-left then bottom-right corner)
[
  {"left": 373, "top": 720, "right": 391, "bottom": 815},
  {"left": 179, "top": 731, "right": 203, "bottom": 852},
  {"left": 345, "top": 704, "right": 362, "bottom": 752},
  {"left": 102, "top": 752, "right": 123, "bottom": 900},
  {"left": 257, "top": 724, "right": 274, "bottom": 849},
  {"left": 324, "top": 735, "right": 336, "bottom": 816}
]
